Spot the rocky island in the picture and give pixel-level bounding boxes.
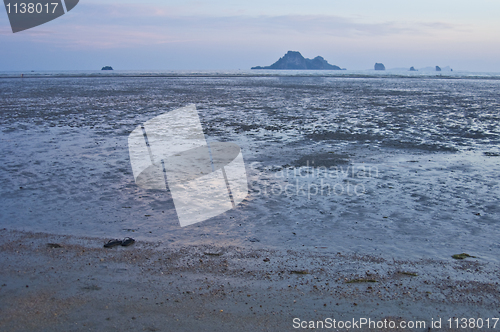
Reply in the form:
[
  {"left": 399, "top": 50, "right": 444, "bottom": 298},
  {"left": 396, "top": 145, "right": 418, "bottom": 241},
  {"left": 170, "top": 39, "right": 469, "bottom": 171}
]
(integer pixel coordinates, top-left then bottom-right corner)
[
  {"left": 374, "top": 63, "right": 385, "bottom": 70},
  {"left": 101, "top": 66, "right": 113, "bottom": 71},
  {"left": 251, "top": 51, "right": 342, "bottom": 70}
]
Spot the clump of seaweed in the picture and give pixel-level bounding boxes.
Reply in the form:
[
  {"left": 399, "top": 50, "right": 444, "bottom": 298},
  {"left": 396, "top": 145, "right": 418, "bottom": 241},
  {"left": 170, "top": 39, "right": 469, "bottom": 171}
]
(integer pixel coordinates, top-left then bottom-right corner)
[
  {"left": 290, "top": 270, "right": 309, "bottom": 275},
  {"left": 398, "top": 271, "right": 418, "bottom": 276},
  {"left": 452, "top": 253, "right": 476, "bottom": 260}
]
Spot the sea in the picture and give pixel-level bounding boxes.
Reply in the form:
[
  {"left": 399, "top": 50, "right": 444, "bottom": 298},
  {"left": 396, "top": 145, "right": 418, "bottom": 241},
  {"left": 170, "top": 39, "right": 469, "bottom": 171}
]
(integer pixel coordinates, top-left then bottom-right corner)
[{"left": 1, "top": 69, "right": 500, "bottom": 263}]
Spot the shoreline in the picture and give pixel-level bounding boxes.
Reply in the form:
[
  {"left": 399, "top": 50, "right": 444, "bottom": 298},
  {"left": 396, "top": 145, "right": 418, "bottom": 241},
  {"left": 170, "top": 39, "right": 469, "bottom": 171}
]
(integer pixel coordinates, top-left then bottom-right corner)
[
  {"left": 1, "top": 71, "right": 500, "bottom": 80},
  {"left": 1, "top": 228, "right": 498, "bottom": 331}
]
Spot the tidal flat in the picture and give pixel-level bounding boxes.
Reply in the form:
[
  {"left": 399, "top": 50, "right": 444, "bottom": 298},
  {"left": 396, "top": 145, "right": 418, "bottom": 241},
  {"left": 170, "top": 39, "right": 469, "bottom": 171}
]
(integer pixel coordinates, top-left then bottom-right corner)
[{"left": 1, "top": 74, "right": 500, "bottom": 330}]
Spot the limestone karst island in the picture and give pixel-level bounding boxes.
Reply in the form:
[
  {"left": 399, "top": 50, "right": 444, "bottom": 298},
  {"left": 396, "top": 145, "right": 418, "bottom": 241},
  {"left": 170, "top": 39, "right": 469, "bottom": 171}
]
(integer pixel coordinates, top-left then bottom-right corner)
[{"left": 251, "top": 51, "right": 344, "bottom": 70}]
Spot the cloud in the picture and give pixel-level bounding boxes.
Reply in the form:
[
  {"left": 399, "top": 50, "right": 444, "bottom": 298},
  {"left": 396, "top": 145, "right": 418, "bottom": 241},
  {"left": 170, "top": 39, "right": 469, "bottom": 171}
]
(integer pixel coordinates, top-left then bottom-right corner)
[
  {"left": 6, "top": 2, "right": 465, "bottom": 51},
  {"left": 70, "top": 4, "right": 462, "bottom": 36},
  {"left": 1, "top": 1, "right": 498, "bottom": 71}
]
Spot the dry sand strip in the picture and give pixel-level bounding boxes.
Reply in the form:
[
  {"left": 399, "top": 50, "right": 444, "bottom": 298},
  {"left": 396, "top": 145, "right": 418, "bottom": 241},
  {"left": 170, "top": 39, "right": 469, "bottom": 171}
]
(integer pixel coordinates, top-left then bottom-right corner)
[{"left": 0, "top": 228, "right": 499, "bottom": 332}]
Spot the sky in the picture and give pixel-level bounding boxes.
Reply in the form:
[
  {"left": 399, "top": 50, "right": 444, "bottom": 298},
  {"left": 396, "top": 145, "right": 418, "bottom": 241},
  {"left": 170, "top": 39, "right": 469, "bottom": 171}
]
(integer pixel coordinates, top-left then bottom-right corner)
[{"left": 0, "top": 0, "right": 499, "bottom": 71}]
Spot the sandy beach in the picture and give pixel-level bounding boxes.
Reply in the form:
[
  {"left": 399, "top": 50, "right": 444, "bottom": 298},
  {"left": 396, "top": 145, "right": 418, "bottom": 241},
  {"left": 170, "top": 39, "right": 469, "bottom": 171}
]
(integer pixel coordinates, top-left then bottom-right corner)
[
  {"left": 1, "top": 228, "right": 499, "bottom": 331},
  {"left": 2, "top": 0, "right": 500, "bottom": 327},
  {"left": 1, "top": 75, "right": 500, "bottom": 330}
]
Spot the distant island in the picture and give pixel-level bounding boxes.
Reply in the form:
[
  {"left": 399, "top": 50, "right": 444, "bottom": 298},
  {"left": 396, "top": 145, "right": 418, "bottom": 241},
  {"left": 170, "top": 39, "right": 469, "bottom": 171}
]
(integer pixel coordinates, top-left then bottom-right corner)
[
  {"left": 372, "top": 65, "right": 452, "bottom": 72},
  {"left": 417, "top": 66, "right": 452, "bottom": 72},
  {"left": 251, "top": 51, "right": 342, "bottom": 70},
  {"left": 101, "top": 66, "right": 113, "bottom": 71}
]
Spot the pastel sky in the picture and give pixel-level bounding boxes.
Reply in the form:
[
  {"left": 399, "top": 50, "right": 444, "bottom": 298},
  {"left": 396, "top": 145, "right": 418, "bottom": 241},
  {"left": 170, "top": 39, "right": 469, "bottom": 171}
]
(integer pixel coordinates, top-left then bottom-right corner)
[{"left": 1, "top": 0, "right": 499, "bottom": 71}]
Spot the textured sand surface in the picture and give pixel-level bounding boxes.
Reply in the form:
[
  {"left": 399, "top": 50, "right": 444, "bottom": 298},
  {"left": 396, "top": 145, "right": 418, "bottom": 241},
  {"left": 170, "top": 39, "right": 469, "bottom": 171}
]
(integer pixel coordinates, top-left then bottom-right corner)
[
  {"left": 1, "top": 229, "right": 499, "bottom": 331},
  {"left": 2, "top": 75, "right": 500, "bottom": 331}
]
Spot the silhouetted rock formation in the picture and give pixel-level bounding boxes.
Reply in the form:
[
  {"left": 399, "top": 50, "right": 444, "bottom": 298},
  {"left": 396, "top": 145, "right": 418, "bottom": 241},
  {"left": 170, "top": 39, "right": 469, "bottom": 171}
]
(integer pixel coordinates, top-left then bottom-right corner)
[
  {"left": 409, "top": 66, "right": 417, "bottom": 71},
  {"left": 251, "top": 51, "right": 342, "bottom": 70},
  {"left": 435, "top": 66, "right": 441, "bottom": 71},
  {"left": 101, "top": 66, "right": 113, "bottom": 71},
  {"left": 374, "top": 63, "right": 385, "bottom": 70}
]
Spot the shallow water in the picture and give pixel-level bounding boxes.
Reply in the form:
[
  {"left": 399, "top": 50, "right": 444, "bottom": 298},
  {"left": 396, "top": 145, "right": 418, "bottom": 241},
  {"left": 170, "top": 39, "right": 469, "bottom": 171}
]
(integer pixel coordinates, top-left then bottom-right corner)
[{"left": 1, "top": 74, "right": 499, "bottom": 262}]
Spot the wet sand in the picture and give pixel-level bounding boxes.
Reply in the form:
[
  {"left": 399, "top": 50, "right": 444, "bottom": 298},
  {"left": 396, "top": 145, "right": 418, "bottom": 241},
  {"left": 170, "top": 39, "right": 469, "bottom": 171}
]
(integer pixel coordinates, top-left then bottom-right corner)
[
  {"left": 2, "top": 76, "right": 500, "bottom": 262},
  {"left": 1, "top": 75, "right": 500, "bottom": 330},
  {"left": 1, "top": 229, "right": 498, "bottom": 331}
]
